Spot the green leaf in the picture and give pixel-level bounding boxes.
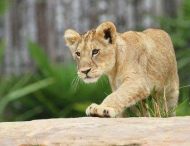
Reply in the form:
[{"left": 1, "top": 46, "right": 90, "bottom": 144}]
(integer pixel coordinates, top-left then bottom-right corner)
[
  {"left": 28, "top": 41, "right": 53, "bottom": 76},
  {"left": 0, "top": 78, "right": 55, "bottom": 116},
  {"left": 177, "top": 56, "right": 190, "bottom": 70},
  {"left": 0, "top": 40, "right": 5, "bottom": 63},
  {"left": 176, "top": 98, "right": 190, "bottom": 116},
  {"left": 0, "top": 0, "right": 9, "bottom": 15}
]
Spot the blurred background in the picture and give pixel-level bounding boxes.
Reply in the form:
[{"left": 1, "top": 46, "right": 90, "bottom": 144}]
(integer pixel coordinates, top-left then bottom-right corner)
[{"left": 0, "top": 0, "right": 189, "bottom": 121}]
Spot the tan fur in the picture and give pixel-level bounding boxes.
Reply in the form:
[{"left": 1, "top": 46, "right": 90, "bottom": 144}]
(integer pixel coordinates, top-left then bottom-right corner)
[{"left": 64, "top": 21, "right": 179, "bottom": 117}]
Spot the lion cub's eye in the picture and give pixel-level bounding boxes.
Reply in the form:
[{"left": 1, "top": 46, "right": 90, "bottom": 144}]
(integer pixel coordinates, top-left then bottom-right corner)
[
  {"left": 92, "top": 49, "right": 100, "bottom": 56},
  {"left": 75, "top": 51, "right": 80, "bottom": 57}
]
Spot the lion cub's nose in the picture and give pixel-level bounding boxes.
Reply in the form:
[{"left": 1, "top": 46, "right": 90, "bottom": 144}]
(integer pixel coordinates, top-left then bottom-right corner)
[{"left": 81, "top": 68, "right": 91, "bottom": 75}]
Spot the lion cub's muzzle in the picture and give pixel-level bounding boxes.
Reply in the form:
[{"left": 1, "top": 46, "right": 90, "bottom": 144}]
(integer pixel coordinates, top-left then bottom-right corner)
[
  {"left": 78, "top": 67, "right": 99, "bottom": 83},
  {"left": 79, "top": 67, "right": 93, "bottom": 79},
  {"left": 80, "top": 68, "right": 91, "bottom": 76}
]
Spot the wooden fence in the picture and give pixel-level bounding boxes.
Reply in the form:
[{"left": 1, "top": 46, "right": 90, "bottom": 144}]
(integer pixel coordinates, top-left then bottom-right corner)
[{"left": 0, "top": 0, "right": 181, "bottom": 74}]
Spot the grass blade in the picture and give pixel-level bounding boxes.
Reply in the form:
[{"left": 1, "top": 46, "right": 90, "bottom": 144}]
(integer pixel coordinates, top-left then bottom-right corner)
[{"left": 0, "top": 78, "right": 55, "bottom": 116}]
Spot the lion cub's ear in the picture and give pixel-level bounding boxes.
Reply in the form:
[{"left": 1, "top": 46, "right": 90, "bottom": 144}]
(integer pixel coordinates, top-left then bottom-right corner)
[
  {"left": 64, "top": 29, "right": 81, "bottom": 58},
  {"left": 96, "top": 21, "right": 116, "bottom": 44},
  {"left": 64, "top": 29, "right": 80, "bottom": 47}
]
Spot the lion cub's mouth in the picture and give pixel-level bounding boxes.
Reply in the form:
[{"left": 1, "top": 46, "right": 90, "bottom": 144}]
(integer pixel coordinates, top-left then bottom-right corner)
[{"left": 83, "top": 76, "right": 99, "bottom": 83}]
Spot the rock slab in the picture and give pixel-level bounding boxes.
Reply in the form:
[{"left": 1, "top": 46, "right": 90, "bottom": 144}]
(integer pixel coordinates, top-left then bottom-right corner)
[{"left": 0, "top": 117, "right": 190, "bottom": 146}]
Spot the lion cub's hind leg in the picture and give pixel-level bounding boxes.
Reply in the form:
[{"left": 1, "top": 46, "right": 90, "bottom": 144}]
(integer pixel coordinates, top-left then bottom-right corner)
[{"left": 166, "top": 87, "right": 179, "bottom": 116}]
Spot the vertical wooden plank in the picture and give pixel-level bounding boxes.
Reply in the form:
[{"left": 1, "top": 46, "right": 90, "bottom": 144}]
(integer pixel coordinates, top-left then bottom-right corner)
[
  {"left": 4, "top": 8, "right": 12, "bottom": 74},
  {"left": 142, "top": 0, "right": 153, "bottom": 28},
  {"left": 133, "top": 0, "right": 144, "bottom": 29},
  {"left": 0, "top": 15, "right": 4, "bottom": 74},
  {"left": 55, "top": 0, "right": 65, "bottom": 62},
  {"left": 126, "top": 0, "right": 135, "bottom": 30},
  {"left": 25, "top": 0, "right": 37, "bottom": 42},
  {"left": 4, "top": 0, "right": 24, "bottom": 75},
  {"left": 116, "top": 0, "right": 126, "bottom": 31},
  {"left": 72, "top": 0, "right": 80, "bottom": 30},
  {"left": 61, "top": 0, "right": 74, "bottom": 62},
  {"left": 10, "top": 0, "right": 21, "bottom": 74},
  {"left": 79, "top": 0, "right": 90, "bottom": 33},
  {"left": 13, "top": 0, "right": 24, "bottom": 75},
  {"left": 19, "top": 0, "right": 32, "bottom": 73},
  {"left": 47, "top": 0, "right": 56, "bottom": 62},
  {"left": 153, "top": 0, "right": 164, "bottom": 27},
  {"left": 97, "top": 0, "right": 118, "bottom": 27},
  {"left": 62, "top": 0, "right": 81, "bottom": 62},
  {"left": 154, "top": 0, "right": 164, "bottom": 17},
  {"left": 35, "top": 0, "right": 49, "bottom": 52},
  {"left": 164, "top": 0, "right": 178, "bottom": 17},
  {"left": 88, "top": 0, "right": 99, "bottom": 28},
  {"left": 23, "top": 0, "right": 37, "bottom": 72},
  {"left": 80, "top": 0, "right": 90, "bottom": 32}
]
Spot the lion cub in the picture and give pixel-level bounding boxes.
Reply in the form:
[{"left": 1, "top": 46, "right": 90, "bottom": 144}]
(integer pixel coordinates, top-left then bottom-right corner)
[{"left": 64, "top": 21, "right": 179, "bottom": 117}]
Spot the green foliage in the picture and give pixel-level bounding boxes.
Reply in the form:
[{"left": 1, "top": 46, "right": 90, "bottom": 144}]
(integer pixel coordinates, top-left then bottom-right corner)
[
  {"left": 159, "top": 0, "right": 190, "bottom": 116},
  {"left": 176, "top": 98, "right": 190, "bottom": 116},
  {"left": 0, "top": 0, "right": 9, "bottom": 15},
  {"left": 160, "top": 0, "right": 190, "bottom": 83},
  {"left": 125, "top": 89, "right": 174, "bottom": 118},
  {"left": 0, "top": 40, "right": 5, "bottom": 63},
  {"left": 0, "top": 77, "right": 54, "bottom": 118}
]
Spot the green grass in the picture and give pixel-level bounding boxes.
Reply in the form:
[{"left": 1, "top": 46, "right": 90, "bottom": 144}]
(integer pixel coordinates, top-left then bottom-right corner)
[{"left": 125, "top": 87, "right": 190, "bottom": 117}]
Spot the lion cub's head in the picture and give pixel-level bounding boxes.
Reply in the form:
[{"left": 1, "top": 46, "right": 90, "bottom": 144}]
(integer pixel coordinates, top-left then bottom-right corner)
[{"left": 64, "top": 21, "right": 117, "bottom": 83}]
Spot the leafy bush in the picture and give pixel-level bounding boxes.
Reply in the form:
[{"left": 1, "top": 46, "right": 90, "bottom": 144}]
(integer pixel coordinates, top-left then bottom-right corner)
[{"left": 159, "top": 0, "right": 190, "bottom": 115}]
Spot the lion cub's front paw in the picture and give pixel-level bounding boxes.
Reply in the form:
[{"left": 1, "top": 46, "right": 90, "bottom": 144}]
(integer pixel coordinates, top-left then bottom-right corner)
[{"left": 86, "top": 103, "right": 118, "bottom": 118}]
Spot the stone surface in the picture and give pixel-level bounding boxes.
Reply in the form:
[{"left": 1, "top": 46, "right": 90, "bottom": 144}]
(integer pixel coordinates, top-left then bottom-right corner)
[{"left": 0, "top": 117, "right": 190, "bottom": 146}]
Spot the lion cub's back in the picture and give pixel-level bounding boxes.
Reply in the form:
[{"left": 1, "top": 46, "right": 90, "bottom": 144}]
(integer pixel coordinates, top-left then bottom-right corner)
[
  {"left": 143, "top": 28, "right": 177, "bottom": 66},
  {"left": 144, "top": 29, "right": 178, "bottom": 85},
  {"left": 123, "top": 29, "right": 178, "bottom": 87},
  {"left": 143, "top": 28, "right": 174, "bottom": 51}
]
